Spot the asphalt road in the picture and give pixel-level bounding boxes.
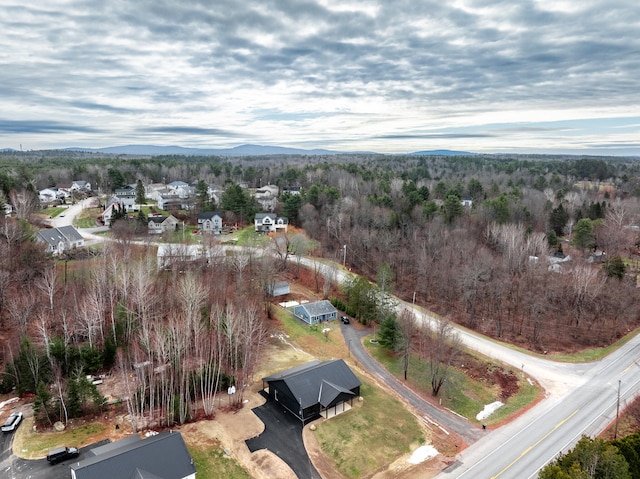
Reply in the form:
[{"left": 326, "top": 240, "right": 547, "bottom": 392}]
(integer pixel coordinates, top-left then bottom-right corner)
[
  {"left": 246, "top": 392, "right": 321, "bottom": 479},
  {"left": 0, "top": 430, "right": 108, "bottom": 479},
  {"left": 59, "top": 203, "right": 640, "bottom": 477},
  {"left": 340, "top": 321, "right": 485, "bottom": 445}
]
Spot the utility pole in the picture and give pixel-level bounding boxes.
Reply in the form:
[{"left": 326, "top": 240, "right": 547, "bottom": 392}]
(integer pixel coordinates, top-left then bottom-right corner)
[{"left": 342, "top": 244, "right": 347, "bottom": 267}]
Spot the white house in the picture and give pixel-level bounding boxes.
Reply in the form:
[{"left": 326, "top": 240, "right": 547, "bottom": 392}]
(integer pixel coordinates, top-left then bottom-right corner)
[
  {"left": 113, "top": 187, "right": 137, "bottom": 211},
  {"left": 71, "top": 180, "right": 91, "bottom": 192},
  {"left": 255, "top": 213, "right": 288, "bottom": 233},
  {"left": 198, "top": 211, "right": 223, "bottom": 234},
  {"left": 254, "top": 184, "right": 279, "bottom": 212},
  {"left": 39, "top": 187, "right": 62, "bottom": 203}
]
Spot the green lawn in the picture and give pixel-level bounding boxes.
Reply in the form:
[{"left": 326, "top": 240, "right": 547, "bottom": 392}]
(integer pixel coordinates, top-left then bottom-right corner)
[
  {"left": 188, "top": 445, "right": 251, "bottom": 479},
  {"left": 13, "top": 418, "right": 107, "bottom": 459},
  {"left": 365, "top": 338, "right": 541, "bottom": 425},
  {"left": 314, "top": 381, "right": 425, "bottom": 479},
  {"left": 273, "top": 308, "right": 427, "bottom": 478}
]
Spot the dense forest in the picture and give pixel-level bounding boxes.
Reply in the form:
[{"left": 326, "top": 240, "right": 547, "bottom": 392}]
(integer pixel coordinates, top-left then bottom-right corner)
[{"left": 2, "top": 150, "right": 640, "bottom": 429}]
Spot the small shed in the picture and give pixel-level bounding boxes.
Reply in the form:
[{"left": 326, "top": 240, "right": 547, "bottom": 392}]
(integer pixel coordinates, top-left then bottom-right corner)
[
  {"left": 293, "top": 300, "right": 337, "bottom": 324},
  {"left": 268, "top": 281, "right": 290, "bottom": 297},
  {"left": 262, "top": 359, "right": 361, "bottom": 423}
]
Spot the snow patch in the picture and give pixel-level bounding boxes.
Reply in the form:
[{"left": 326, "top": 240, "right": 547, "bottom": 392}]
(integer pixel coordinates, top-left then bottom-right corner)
[
  {"left": 476, "top": 401, "right": 503, "bottom": 421},
  {"left": 408, "top": 445, "right": 439, "bottom": 465},
  {"left": 0, "top": 397, "right": 19, "bottom": 409}
]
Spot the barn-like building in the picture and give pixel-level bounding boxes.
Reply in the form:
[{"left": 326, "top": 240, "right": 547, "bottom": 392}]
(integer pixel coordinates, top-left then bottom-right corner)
[{"left": 262, "top": 359, "right": 361, "bottom": 423}]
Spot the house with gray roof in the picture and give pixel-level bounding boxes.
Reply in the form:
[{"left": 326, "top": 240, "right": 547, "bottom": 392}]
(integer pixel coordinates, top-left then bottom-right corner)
[
  {"left": 254, "top": 213, "right": 288, "bottom": 233},
  {"left": 36, "top": 225, "right": 84, "bottom": 255},
  {"left": 197, "top": 211, "right": 223, "bottom": 234},
  {"left": 262, "top": 359, "right": 361, "bottom": 423},
  {"left": 293, "top": 300, "right": 337, "bottom": 324},
  {"left": 70, "top": 430, "right": 196, "bottom": 479}
]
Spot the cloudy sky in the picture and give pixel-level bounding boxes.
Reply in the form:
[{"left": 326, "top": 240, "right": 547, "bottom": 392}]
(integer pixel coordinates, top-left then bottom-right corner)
[{"left": 1, "top": 0, "right": 639, "bottom": 155}]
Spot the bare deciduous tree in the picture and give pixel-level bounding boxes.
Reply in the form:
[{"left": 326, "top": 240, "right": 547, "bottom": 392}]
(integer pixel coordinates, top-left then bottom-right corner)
[{"left": 428, "top": 318, "right": 461, "bottom": 396}]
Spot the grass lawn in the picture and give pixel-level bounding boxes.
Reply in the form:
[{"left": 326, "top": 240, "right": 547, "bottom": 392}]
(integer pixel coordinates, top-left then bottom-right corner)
[
  {"left": 73, "top": 207, "right": 102, "bottom": 228},
  {"left": 187, "top": 444, "right": 251, "bottom": 479},
  {"left": 273, "top": 306, "right": 428, "bottom": 478},
  {"left": 365, "top": 338, "right": 541, "bottom": 426},
  {"left": 314, "top": 381, "right": 426, "bottom": 479},
  {"left": 43, "top": 206, "right": 67, "bottom": 218},
  {"left": 234, "top": 226, "right": 270, "bottom": 248},
  {"left": 13, "top": 417, "right": 108, "bottom": 459}
]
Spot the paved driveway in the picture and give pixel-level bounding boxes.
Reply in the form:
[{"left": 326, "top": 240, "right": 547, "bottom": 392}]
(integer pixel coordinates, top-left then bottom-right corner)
[
  {"left": 0, "top": 431, "right": 109, "bottom": 479},
  {"left": 246, "top": 392, "right": 321, "bottom": 479}
]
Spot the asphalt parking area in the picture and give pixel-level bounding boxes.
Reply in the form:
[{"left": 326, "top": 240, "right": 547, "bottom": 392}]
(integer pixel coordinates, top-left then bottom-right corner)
[{"left": 245, "top": 392, "right": 321, "bottom": 479}]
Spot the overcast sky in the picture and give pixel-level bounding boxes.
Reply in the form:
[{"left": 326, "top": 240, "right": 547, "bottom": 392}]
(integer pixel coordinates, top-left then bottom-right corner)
[{"left": 1, "top": 0, "right": 639, "bottom": 155}]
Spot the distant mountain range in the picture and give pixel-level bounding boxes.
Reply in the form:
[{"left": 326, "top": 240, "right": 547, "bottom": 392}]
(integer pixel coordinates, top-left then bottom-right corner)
[
  {"left": 61, "top": 144, "right": 475, "bottom": 157},
  {"left": 0, "top": 144, "right": 477, "bottom": 157},
  {"left": 65, "top": 144, "right": 349, "bottom": 156}
]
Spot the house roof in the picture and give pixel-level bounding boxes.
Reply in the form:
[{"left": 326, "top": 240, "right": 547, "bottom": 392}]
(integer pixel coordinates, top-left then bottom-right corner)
[
  {"left": 255, "top": 213, "right": 277, "bottom": 221},
  {"left": 296, "top": 300, "right": 337, "bottom": 318},
  {"left": 36, "top": 226, "right": 83, "bottom": 247},
  {"left": 198, "top": 211, "right": 222, "bottom": 220},
  {"left": 263, "top": 359, "right": 360, "bottom": 409},
  {"left": 70, "top": 431, "right": 195, "bottom": 479},
  {"left": 58, "top": 225, "right": 83, "bottom": 242}
]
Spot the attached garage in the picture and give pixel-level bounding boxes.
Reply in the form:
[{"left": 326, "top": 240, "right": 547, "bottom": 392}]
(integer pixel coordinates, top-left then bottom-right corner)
[{"left": 262, "top": 359, "right": 361, "bottom": 423}]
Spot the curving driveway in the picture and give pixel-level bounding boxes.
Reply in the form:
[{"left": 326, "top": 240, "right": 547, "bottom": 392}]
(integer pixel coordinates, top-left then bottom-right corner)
[{"left": 246, "top": 391, "right": 321, "bottom": 479}]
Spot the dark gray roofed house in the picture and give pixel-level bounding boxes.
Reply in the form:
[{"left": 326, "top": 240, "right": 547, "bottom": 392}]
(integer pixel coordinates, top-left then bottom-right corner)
[
  {"left": 70, "top": 431, "right": 196, "bottom": 479},
  {"left": 36, "top": 225, "right": 84, "bottom": 255},
  {"left": 293, "top": 300, "right": 337, "bottom": 324},
  {"left": 262, "top": 359, "right": 361, "bottom": 423},
  {"left": 197, "top": 211, "right": 223, "bottom": 234}
]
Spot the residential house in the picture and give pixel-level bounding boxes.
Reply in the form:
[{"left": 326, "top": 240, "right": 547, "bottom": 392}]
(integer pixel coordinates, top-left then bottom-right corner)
[
  {"left": 70, "top": 431, "right": 196, "bottom": 479},
  {"left": 261, "top": 359, "right": 361, "bottom": 423},
  {"left": 148, "top": 214, "right": 179, "bottom": 234},
  {"left": 293, "top": 300, "right": 337, "bottom": 324},
  {"left": 461, "top": 196, "right": 473, "bottom": 207},
  {"left": 101, "top": 202, "right": 120, "bottom": 226},
  {"left": 198, "top": 211, "right": 223, "bottom": 234},
  {"left": 167, "top": 181, "right": 194, "bottom": 199},
  {"left": 71, "top": 180, "right": 92, "bottom": 193},
  {"left": 36, "top": 225, "right": 84, "bottom": 255},
  {"left": 254, "top": 213, "right": 288, "bottom": 233},
  {"left": 158, "top": 194, "right": 184, "bottom": 211},
  {"left": 254, "top": 184, "right": 279, "bottom": 212},
  {"left": 282, "top": 186, "right": 302, "bottom": 195},
  {"left": 113, "top": 187, "right": 137, "bottom": 211},
  {"left": 39, "top": 187, "right": 62, "bottom": 203}
]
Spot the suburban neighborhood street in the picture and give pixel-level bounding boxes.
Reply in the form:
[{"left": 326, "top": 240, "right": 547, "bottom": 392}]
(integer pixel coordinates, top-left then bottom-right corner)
[{"left": 59, "top": 207, "right": 640, "bottom": 478}]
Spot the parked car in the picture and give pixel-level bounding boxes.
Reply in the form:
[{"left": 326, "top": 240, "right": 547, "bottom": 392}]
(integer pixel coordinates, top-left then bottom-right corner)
[
  {"left": 47, "top": 446, "right": 79, "bottom": 464},
  {"left": 1, "top": 411, "right": 23, "bottom": 432},
  {"left": 340, "top": 316, "right": 350, "bottom": 324}
]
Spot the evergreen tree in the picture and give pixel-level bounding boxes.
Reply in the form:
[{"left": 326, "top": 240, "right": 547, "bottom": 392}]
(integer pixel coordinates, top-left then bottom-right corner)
[
  {"left": 442, "top": 194, "right": 463, "bottom": 223},
  {"left": 549, "top": 204, "right": 569, "bottom": 236},
  {"left": 377, "top": 315, "right": 399, "bottom": 349},
  {"left": 135, "top": 179, "right": 146, "bottom": 206}
]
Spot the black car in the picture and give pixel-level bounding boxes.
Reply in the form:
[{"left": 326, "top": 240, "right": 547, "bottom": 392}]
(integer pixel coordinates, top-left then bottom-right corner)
[
  {"left": 47, "top": 446, "right": 79, "bottom": 464},
  {"left": 340, "top": 316, "right": 350, "bottom": 324}
]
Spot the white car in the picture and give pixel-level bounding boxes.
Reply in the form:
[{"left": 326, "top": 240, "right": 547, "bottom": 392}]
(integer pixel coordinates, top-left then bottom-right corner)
[{"left": 1, "top": 411, "right": 23, "bottom": 432}]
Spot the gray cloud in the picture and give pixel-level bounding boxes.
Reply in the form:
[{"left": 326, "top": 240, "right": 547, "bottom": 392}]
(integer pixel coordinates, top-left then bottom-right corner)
[
  {"left": 0, "top": 120, "right": 101, "bottom": 134},
  {"left": 0, "top": 0, "right": 638, "bottom": 153}
]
